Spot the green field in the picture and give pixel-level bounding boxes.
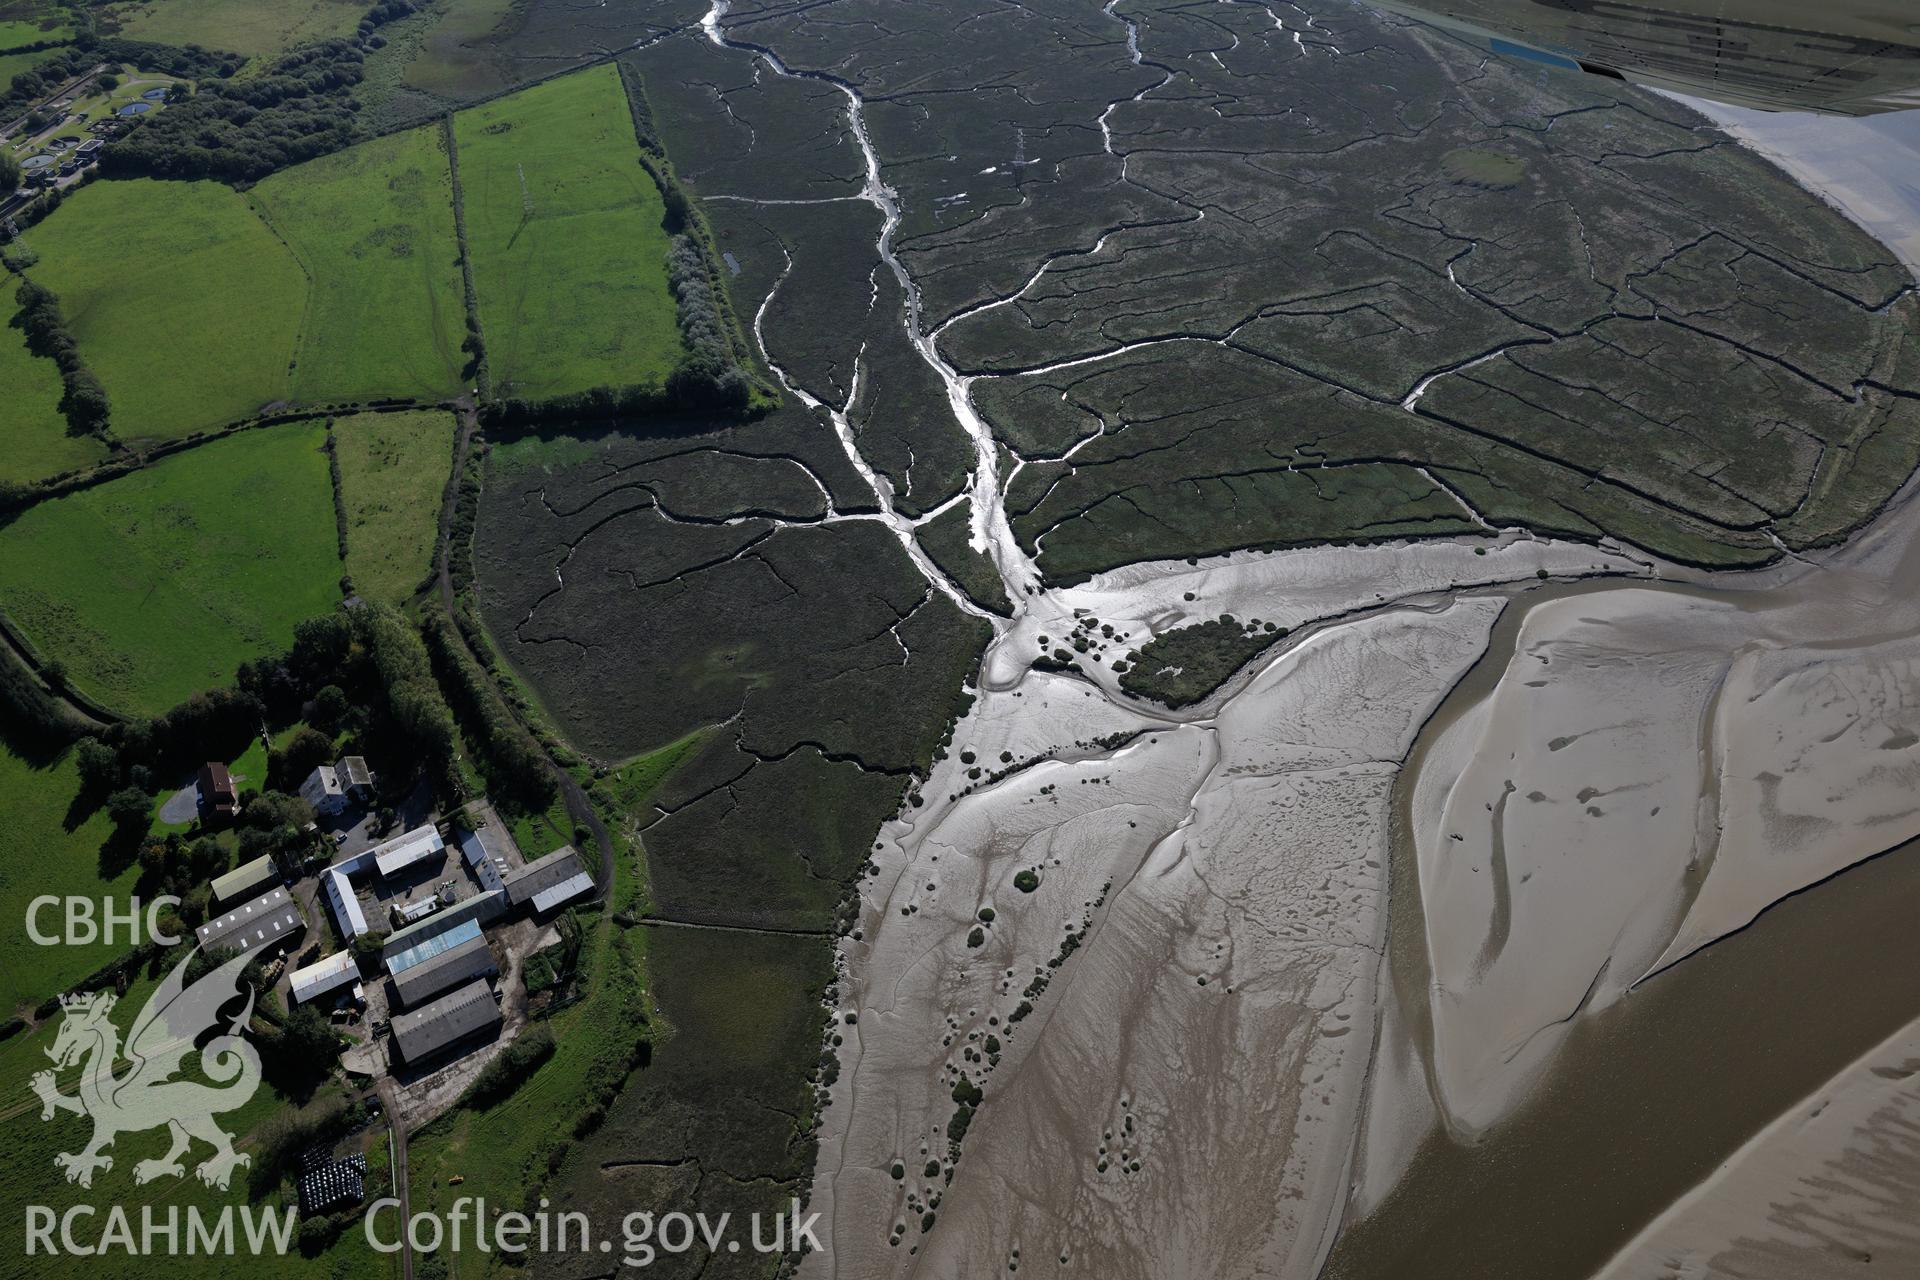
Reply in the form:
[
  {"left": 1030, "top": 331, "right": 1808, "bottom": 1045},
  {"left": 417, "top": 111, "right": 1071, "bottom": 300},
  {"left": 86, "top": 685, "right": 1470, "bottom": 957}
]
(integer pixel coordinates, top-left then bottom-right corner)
[
  {"left": 0, "top": 46, "right": 52, "bottom": 82},
  {"left": 0, "top": 737, "right": 131, "bottom": 1017},
  {"left": 333, "top": 409, "right": 456, "bottom": 604},
  {"left": 0, "top": 303, "right": 107, "bottom": 486},
  {"left": 25, "top": 179, "right": 305, "bottom": 440},
  {"left": 106, "top": 0, "right": 365, "bottom": 61},
  {"left": 0, "top": 426, "right": 342, "bottom": 715},
  {"left": 453, "top": 63, "right": 684, "bottom": 399},
  {"left": 0, "top": 4, "right": 70, "bottom": 47},
  {"left": 26, "top": 129, "right": 475, "bottom": 434},
  {"left": 251, "top": 125, "right": 468, "bottom": 404}
]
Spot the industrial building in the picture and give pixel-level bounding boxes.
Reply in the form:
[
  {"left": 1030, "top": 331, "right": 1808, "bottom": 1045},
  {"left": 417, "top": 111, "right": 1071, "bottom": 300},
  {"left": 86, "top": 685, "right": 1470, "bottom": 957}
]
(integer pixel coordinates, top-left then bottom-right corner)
[
  {"left": 458, "top": 825, "right": 510, "bottom": 892},
  {"left": 321, "top": 861, "right": 370, "bottom": 940}
]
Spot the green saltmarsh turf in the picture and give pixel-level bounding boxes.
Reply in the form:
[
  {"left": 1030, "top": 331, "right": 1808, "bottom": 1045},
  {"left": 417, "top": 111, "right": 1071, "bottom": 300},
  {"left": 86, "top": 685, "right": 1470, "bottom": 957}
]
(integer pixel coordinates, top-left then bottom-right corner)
[
  {"left": 0, "top": 425, "right": 341, "bottom": 716},
  {"left": 453, "top": 63, "right": 685, "bottom": 399}
]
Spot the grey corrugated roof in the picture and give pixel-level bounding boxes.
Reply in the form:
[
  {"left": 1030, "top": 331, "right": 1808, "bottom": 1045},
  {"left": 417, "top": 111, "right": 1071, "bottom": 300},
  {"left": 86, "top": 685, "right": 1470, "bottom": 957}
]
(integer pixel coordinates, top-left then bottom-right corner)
[
  {"left": 390, "top": 978, "right": 500, "bottom": 1063},
  {"left": 530, "top": 871, "right": 594, "bottom": 915},
  {"left": 200, "top": 890, "right": 301, "bottom": 952},
  {"left": 391, "top": 934, "right": 497, "bottom": 1007},
  {"left": 502, "top": 846, "right": 589, "bottom": 908},
  {"left": 195, "top": 886, "right": 304, "bottom": 955}
]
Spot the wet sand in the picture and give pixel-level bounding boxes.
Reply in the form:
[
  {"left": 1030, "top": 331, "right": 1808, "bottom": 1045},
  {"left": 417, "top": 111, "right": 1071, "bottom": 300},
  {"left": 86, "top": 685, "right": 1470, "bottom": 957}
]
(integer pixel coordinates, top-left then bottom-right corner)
[
  {"left": 802, "top": 536, "right": 1644, "bottom": 1280},
  {"left": 1325, "top": 471, "right": 1920, "bottom": 1277},
  {"left": 1326, "top": 823, "right": 1920, "bottom": 1280}
]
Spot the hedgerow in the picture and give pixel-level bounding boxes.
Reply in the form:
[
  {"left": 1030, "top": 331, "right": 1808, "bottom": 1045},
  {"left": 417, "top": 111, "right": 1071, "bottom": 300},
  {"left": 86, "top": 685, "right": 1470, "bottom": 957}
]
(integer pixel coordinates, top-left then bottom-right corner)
[{"left": 12, "top": 280, "right": 110, "bottom": 439}]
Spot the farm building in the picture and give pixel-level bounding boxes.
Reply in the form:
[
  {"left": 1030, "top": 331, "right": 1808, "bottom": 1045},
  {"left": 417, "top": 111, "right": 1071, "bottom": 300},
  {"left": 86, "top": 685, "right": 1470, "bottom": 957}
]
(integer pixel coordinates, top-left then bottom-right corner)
[
  {"left": 502, "top": 845, "right": 593, "bottom": 913},
  {"left": 288, "top": 950, "right": 361, "bottom": 1006},
  {"left": 389, "top": 978, "right": 500, "bottom": 1064},
  {"left": 198, "top": 761, "right": 239, "bottom": 823},
  {"left": 457, "top": 825, "right": 510, "bottom": 892},
  {"left": 389, "top": 931, "right": 496, "bottom": 1008},
  {"left": 196, "top": 886, "right": 304, "bottom": 957},
  {"left": 210, "top": 854, "right": 278, "bottom": 910},
  {"left": 380, "top": 891, "right": 505, "bottom": 961},
  {"left": 371, "top": 824, "right": 445, "bottom": 879},
  {"left": 300, "top": 764, "right": 347, "bottom": 815},
  {"left": 321, "top": 863, "right": 369, "bottom": 939}
]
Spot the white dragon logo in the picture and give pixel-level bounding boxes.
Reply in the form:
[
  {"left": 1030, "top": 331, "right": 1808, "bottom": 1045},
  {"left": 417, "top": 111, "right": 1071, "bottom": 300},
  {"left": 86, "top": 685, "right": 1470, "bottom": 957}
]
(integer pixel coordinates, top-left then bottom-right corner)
[{"left": 30, "top": 948, "right": 262, "bottom": 1190}]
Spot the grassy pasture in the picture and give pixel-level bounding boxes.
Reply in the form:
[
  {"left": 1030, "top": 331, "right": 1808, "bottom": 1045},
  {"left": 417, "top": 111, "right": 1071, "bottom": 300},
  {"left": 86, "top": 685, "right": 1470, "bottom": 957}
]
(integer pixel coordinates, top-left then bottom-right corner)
[
  {"left": 250, "top": 125, "right": 468, "bottom": 404},
  {"left": 453, "top": 63, "right": 684, "bottom": 399},
  {"left": 24, "top": 179, "right": 304, "bottom": 440},
  {"left": 0, "top": 425, "right": 341, "bottom": 716},
  {"left": 0, "top": 0, "right": 70, "bottom": 48},
  {"left": 105, "top": 0, "right": 365, "bottom": 61},
  {"left": 333, "top": 409, "right": 456, "bottom": 605},
  {"left": 0, "top": 736, "right": 131, "bottom": 1017},
  {"left": 0, "top": 47, "right": 44, "bottom": 81},
  {"left": 0, "top": 305, "right": 107, "bottom": 485},
  {"left": 0, "top": 21, "right": 57, "bottom": 45}
]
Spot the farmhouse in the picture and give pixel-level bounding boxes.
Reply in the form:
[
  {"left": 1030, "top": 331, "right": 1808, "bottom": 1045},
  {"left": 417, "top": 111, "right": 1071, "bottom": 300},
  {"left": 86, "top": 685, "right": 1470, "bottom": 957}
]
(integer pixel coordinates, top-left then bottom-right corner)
[
  {"left": 196, "top": 885, "right": 305, "bottom": 956},
  {"left": 300, "top": 764, "right": 346, "bottom": 815},
  {"left": 335, "top": 755, "right": 374, "bottom": 803},
  {"left": 198, "top": 761, "right": 239, "bottom": 823},
  {"left": 300, "top": 757, "right": 374, "bottom": 816},
  {"left": 209, "top": 853, "right": 279, "bottom": 910},
  {"left": 390, "top": 978, "right": 501, "bottom": 1065}
]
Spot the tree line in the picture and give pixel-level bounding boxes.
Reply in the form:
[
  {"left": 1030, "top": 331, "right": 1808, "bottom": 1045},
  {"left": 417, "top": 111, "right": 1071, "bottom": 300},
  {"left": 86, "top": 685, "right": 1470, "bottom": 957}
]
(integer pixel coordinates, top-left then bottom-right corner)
[{"left": 12, "top": 280, "right": 111, "bottom": 438}]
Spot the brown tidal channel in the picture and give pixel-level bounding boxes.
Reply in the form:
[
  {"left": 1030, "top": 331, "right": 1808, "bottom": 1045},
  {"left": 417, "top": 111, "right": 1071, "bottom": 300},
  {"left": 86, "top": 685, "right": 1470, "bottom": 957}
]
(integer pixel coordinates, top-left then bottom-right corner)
[{"left": 1321, "top": 580, "right": 1920, "bottom": 1280}]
